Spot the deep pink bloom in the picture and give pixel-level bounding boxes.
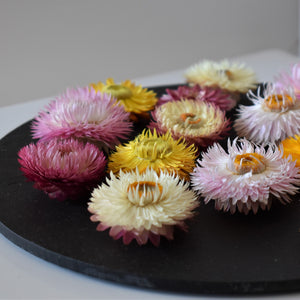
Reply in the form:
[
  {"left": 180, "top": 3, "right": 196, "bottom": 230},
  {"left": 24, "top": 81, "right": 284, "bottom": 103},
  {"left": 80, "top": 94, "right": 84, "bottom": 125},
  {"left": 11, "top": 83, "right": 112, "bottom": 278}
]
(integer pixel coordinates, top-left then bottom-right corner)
[
  {"left": 18, "top": 139, "right": 107, "bottom": 201},
  {"left": 158, "top": 84, "right": 236, "bottom": 111},
  {"left": 32, "top": 87, "right": 133, "bottom": 150}
]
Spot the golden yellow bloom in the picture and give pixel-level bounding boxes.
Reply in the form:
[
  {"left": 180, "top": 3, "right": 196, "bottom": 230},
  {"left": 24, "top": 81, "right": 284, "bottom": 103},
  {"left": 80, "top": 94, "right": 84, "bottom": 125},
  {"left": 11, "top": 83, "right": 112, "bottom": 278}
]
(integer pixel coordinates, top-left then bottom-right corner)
[
  {"left": 90, "top": 78, "right": 157, "bottom": 114},
  {"left": 184, "top": 60, "right": 257, "bottom": 94},
  {"left": 281, "top": 135, "right": 300, "bottom": 168},
  {"left": 108, "top": 129, "right": 197, "bottom": 180}
]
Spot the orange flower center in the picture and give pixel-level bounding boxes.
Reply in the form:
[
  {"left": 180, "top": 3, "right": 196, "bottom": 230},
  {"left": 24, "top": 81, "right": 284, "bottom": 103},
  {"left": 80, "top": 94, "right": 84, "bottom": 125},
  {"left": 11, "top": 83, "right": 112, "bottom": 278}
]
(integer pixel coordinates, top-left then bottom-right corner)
[
  {"left": 180, "top": 113, "right": 201, "bottom": 125},
  {"left": 220, "top": 69, "right": 234, "bottom": 80},
  {"left": 234, "top": 153, "right": 266, "bottom": 175},
  {"left": 127, "top": 181, "right": 163, "bottom": 206},
  {"left": 264, "top": 94, "right": 294, "bottom": 111},
  {"left": 137, "top": 139, "right": 173, "bottom": 161},
  {"left": 102, "top": 84, "right": 133, "bottom": 99}
]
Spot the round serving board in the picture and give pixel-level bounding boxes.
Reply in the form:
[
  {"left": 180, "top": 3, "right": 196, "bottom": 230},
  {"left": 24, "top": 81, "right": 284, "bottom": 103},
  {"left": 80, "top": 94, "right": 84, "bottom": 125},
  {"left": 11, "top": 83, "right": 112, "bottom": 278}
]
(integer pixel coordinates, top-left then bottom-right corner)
[{"left": 0, "top": 85, "right": 300, "bottom": 295}]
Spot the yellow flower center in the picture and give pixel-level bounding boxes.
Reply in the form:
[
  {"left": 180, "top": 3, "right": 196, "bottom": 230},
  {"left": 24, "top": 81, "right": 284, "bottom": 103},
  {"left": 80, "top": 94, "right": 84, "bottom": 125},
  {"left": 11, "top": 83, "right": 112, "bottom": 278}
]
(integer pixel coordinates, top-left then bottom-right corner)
[
  {"left": 127, "top": 181, "right": 163, "bottom": 206},
  {"left": 180, "top": 113, "right": 201, "bottom": 125},
  {"left": 264, "top": 94, "right": 294, "bottom": 112},
  {"left": 234, "top": 153, "right": 266, "bottom": 175},
  {"left": 102, "top": 84, "right": 133, "bottom": 99},
  {"left": 136, "top": 138, "right": 173, "bottom": 162}
]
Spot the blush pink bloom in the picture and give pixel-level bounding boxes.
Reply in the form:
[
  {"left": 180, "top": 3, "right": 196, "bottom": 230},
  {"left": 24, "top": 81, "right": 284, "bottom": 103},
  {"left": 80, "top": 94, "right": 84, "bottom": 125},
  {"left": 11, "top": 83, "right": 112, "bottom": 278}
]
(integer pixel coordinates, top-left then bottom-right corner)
[
  {"left": 191, "top": 138, "right": 300, "bottom": 214},
  {"left": 275, "top": 62, "right": 300, "bottom": 99},
  {"left": 18, "top": 139, "right": 107, "bottom": 201},
  {"left": 32, "top": 87, "right": 132, "bottom": 150},
  {"left": 234, "top": 84, "right": 300, "bottom": 144},
  {"left": 158, "top": 84, "right": 236, "bottom": 111}
]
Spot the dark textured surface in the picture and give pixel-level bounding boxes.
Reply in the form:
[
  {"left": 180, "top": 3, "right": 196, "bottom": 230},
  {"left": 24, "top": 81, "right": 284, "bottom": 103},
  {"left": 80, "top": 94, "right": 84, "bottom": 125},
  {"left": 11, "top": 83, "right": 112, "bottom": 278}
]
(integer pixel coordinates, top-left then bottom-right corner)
[{"left": 0, "top": 84, "right": 300, "bottom": 295}]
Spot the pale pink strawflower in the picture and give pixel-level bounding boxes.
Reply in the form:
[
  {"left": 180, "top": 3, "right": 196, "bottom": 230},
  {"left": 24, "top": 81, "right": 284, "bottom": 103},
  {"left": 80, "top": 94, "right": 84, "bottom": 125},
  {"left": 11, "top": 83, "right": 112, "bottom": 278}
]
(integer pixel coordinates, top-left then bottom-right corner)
[
  {"left": 275, "top": 62, "right": 300, "bottom": 99},
  {"left": 88, "top": 168, "right": 199, "bottom": 246},
  {"left": 18, "top": 139, "right": 107, "bottom": 201},
  {"left": 158, "top": 84, "right": 236, "bottom": 111},
  {"left": 191, "top": 138, "right": 300, "bottom": 214},
  {"left": 149, "top": 99, "right": 231, "bottom": 150},
  {"left": 32, "top": 87, "right": 132, "bottom": 150},
  {"left": 234, "top": 84, "right": 300, "bottom": 144}
]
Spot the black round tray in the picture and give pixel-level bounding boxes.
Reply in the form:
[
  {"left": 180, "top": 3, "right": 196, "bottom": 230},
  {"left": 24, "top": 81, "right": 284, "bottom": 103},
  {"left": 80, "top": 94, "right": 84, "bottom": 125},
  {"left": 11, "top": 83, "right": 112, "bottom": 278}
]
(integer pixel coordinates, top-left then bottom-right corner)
[{"left": 0, "top": 84, "right": 300, "bottom": 295}]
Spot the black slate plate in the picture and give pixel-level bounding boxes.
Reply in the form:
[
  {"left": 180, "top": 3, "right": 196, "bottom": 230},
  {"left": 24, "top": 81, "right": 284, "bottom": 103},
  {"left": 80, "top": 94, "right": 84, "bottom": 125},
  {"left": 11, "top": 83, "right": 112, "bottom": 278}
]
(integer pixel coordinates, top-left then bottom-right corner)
[{"left": 1, "top": 84, "right": 300, "bottom": 295}]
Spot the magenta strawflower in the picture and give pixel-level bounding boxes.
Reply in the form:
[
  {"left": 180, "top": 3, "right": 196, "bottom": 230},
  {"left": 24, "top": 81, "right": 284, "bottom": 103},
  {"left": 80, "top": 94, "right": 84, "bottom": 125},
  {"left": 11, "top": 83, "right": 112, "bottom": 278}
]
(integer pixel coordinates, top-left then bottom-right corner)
[
  {"left": 191, "top": 138, "right": 300, "bottom": 214},
  {"left": 18, "top": 139, "right": 107, "bottom": 201},
  {"left": 32, "top": 87, "right": 132, "bottom": 150},
  {"left": 158, "top": 84, "right": 236, "bottom": 111}
]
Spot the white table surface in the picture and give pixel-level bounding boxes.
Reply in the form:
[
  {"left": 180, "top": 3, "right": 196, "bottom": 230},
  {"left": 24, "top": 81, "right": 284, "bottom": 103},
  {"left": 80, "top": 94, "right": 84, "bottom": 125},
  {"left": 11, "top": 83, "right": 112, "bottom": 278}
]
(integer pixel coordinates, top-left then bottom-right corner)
[{"left": 0, "top": 49, "right": 300, "bottom": 299}]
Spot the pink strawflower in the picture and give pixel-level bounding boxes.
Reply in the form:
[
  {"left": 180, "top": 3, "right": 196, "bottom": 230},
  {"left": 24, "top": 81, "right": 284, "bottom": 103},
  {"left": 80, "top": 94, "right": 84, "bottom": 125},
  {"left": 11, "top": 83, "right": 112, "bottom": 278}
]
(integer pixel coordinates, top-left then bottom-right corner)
[
  {"left": 275, "top": 62, "right": 300, "bottom": 99},
  {"left": 149, "top": 99, "right": 231, "bottom": 150},
  {"left": 158, "top": 84, "right": 236, "bottom": 111},
  {"left": 32, "top": 87, "right": 132, "bottom": 150},
  {"left": 234, "top": 84, "right": 300, "bottom": 144},
  {"left": 18, "top": 139, "right": 107, "bottom": 201},
  {"left": 191, "top": 138, "right": 300, "bottom": 214}
]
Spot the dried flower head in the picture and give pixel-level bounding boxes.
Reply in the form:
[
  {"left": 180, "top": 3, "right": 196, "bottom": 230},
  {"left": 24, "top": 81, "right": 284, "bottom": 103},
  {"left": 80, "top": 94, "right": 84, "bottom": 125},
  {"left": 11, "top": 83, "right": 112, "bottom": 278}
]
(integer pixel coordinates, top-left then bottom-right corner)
[
  {"left": 32, "top": 87, "right": 132, "bottom": 150},
  {"left": 88, "top": 168, "right": 199, "bottom": 246},
  {"left": 234, "top": 84, "right": 300, "bottom": 144},
  {"left": 191, "top": 138, "right": 300, "bottom": 214},
  {"left": 90, "top": 78, "right": 157, "bottom": 121},
  {"left": 185, "top": 60, "right": 257, "bottom": 94},
  {"left": 149, "top": 99, "right": 231, "bottom": 150},
  {"left": 108, "top": 129, "right": 197, "bottom": 180},
  {"left": 275, "top": 62, "right": 300, "bottom": 99},
  {"left": 159, "top": 84, "right": 236, "bottom": 111},
  {"left": 18, "top": 139, "right": 107, "bottom": 201}
]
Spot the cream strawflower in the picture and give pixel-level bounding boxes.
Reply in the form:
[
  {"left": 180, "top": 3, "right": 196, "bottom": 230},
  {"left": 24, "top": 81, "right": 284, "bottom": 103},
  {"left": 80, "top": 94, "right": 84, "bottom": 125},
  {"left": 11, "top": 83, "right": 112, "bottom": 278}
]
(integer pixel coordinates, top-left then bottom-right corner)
[
  {"left": 185, "top": 59, "right": 257, "bottom": 94},
  {"left": 191, "top": 138, "right": 300, "bottom": 214},
  {"left": 88, "top": 168, "right": 199, "bottom": 246},
  {"left": 149, "top": 99, "right": 231, "bottom": 150},
  {"left": 234, "top": 84, "right": 300, "bottom": 144}
]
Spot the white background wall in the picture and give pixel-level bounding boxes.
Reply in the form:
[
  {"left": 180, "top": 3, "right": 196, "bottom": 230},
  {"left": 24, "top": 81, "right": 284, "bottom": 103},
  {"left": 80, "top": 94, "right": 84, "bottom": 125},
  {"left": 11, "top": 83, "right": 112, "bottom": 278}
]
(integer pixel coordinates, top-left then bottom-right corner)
[{"left": 0, "top": 0, "right": 299, "bottom": 107}]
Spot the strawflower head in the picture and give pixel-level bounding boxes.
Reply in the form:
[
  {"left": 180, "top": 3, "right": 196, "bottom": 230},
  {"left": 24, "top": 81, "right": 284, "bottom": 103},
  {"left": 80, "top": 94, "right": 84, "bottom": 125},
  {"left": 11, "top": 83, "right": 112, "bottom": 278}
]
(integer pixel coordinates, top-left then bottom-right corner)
[
  {"left": 149, "top": 99, "right": 231, "bottom": 150},
  {"left": 88, "top": 168, "right": 199, "bottom": 246},
  {"left": 108, "top": 129, "right": 197, "bottom": 180},
  {"left": 18, "top": 139, "right": 107, "bottom": 201},
  {"left": 234, "top": 83, "right": 300, "bottom": 144},
  {"left": 281, "top": 135, "right": 300, "bottom": 168},
  {"left": 32, "top": 87, "right": 132, "bottom": 150},
  {"left": 90, "top": 78, "right": 157, "bottom": 121},
  {"left": 275, "top": 62, "right": 300, "bottom": 99},
  {"left": 191, "top": 138, "right": 300, "bottom": 214},
  {"left": 184, "top": 59, "right": 257, "bottom": 94},
  {"left": 158, "top": 84, "right": 236, "bottom": 111}
]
